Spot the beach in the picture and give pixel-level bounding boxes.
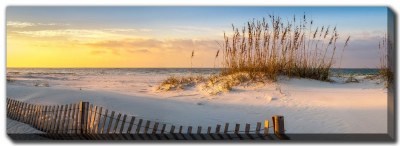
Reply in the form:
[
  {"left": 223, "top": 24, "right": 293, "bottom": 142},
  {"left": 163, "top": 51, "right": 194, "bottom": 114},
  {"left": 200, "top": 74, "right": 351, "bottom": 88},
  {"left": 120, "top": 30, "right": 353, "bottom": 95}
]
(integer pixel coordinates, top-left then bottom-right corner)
[{"left": 6, "top": 68, "right": 387, "bottom": 134}]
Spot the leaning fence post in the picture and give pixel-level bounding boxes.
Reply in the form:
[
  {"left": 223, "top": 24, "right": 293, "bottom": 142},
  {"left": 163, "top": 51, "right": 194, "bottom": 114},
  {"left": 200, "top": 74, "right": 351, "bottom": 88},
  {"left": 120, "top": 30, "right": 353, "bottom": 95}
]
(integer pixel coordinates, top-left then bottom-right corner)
[
  {"left": 100, "top": 109, "right": 109, "bottom": 134},
  {"left": 234, "top": 124, "right": 240, "bottom": 134},
  {"left": 135, "top": 119, "right": 142, "bottom": 134},
  {"left": 152, "top": 122, "right": 159, "bottom": 134},
  {"left": 223, "top": 123, "right": 229, "bottom": 134},
  {"left": 112, "top": 113, "right": 122, "bottom": 134},
  {"left": 144, "top": 120, "right": 151, "bottom": 134},
  {"left": 272, "top": 115, "right": 289, "bottom": 140},
  {"left": 255, "top": 122, "right": 261, "bottom": 134},
  {"left": 161, "top": 124, "right": 166, "bottom": 134},
  {"left": 126, "top": 116, "right": 135, "bottom": 134},
  {"left": 169, "top": 125, "right": 175, "bottom": 134},
  {"left": 119, "top": 114, "right": 127, "bottom": 134}
]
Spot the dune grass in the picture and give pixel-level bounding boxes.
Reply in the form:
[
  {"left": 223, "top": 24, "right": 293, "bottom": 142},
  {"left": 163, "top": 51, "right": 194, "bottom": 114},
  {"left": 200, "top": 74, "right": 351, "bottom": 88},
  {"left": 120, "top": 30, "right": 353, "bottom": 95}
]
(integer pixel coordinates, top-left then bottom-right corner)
[
  {"left": 378, "top": 34, "right": 393, "bottom": 87},
  {"left": 221, "top": 14, "right": 350, "bottom": 81}
]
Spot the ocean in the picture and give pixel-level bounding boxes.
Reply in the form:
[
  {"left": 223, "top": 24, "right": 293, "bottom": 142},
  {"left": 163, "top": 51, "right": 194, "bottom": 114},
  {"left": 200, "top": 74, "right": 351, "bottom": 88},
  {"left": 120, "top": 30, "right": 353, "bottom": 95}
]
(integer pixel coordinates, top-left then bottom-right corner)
[{"left": 7, "top": 68, "right": 380, "bottom": 76}]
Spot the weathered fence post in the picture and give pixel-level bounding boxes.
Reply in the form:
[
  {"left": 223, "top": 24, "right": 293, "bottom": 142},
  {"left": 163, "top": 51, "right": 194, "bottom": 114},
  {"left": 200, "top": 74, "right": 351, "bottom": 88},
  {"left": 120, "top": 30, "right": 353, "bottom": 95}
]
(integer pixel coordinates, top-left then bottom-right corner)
[
  {"left": 63, "top": 104, "right": 70, "bottom": 134},
  {"left": 179, "top": 126, "right": 183, "bottom": 134},
  {"left": 197, "top": 126, "right": 202, "bottom": 134},
  {"left": 161, "top": 124, "right": 166, "bottom": 134},
  {"left": 56, "top": 105, "right": 64, "bottom": 134},
  {"left": 67, "top": 104, "right": 75, "bottom": 133},
  {"left": 126, "top": 116, "right": 135, "bottom": 134},
  {"left": 215, "top": 124, "right": 221, "bottom": 133},
  {"left": 79, "top": 101, "right": 89, "bottom": 134},
  {"left": 94, "top": 107, "right": 102, "bottom": 134},
  {"left": 245, "top": 123, "right": 250, "bottom": 134},
  {"left": 113, "top": 113, "right": 122, "bottom": 134},
  {"left": 234, "top": 124, "right": 240, "bottom": 134},
  {"left": 144, "top": 120, "right": 151, "bottom": 134},
  {"left": 106, "top": 111, "right": 115, "bottom": 134},
  {"left": 264, "top": 120, "right": 269, "bottom": 135},
  {"left": 272, "top": 115, "right": 283, "bottom": 134},
  {"left": 256, "top": 122, "right": 261, "bottom": 134},
  {"left": 135, "top": 119, "right": 143, "bottom": 134},
  {"left": 169, "top": 125, "right": 175, "bottom": 134},
  {"left": 74, "top": 104, "right": 79, "bottom": 134},
  {"left": 40, "top": 106, "right": 48, "bottom": 131},
  {"left": 51, "top": 105, "right": 59, "bottom": 133},
  {"left": 87, "top": 104, "right": 93, "bottom": 133},
  {"left": 90, "top": 106, "right": 97, "bottom": 133},
  {"left": 187, "top": 126, "right": 192, "bottom": 134},
  {"left": 100, "top": 109, "right": 108, "bottom": 134},
  {"left": 223, "top": 123, "right": 229, "bottom": 134},
  {"left": 152, "top": 122, "right": 159, "bottom": 134},
  {"left": 272, "top": 115, "right": 289, "bottom": 140}
]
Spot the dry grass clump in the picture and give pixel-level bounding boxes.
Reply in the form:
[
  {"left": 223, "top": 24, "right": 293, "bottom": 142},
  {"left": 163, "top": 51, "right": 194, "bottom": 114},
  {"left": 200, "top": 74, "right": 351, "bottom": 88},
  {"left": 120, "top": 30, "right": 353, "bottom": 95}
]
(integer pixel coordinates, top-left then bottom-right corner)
[
  {"left": 364, "top": 74, "right": 380, "bottom": 80},
  {"left": 33, "top": 81, "right": 50, "bottom": 87},
  {"left": 157, "top": 72, "right": 270, "bottom": 95},
  {"left": 199, "top": 72, "right": 270, "bottom": 95},
  {"left": 157, "top": 75, "right": 206, "bottom": 91},
  {"left": 221, "top": 14, "right": 350, "bottom": 81}
]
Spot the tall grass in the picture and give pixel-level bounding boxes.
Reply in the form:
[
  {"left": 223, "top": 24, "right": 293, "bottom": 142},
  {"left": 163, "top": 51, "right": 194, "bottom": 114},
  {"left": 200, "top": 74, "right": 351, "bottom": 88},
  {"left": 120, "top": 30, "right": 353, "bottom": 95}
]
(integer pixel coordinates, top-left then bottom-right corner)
[
  {"left": 378, "top": 34, "right": 392, "bottom": 86},
  {"left": 221, "top": 14, "right": 350, "bottom": 81}
]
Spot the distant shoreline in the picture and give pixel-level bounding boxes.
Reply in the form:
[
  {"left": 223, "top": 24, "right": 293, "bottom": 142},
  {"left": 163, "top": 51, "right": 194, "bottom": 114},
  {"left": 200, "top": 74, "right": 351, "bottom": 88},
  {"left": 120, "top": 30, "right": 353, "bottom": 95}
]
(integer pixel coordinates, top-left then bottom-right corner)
[{"left": 6, "top": 67, "right": 381, "bottom": 70}]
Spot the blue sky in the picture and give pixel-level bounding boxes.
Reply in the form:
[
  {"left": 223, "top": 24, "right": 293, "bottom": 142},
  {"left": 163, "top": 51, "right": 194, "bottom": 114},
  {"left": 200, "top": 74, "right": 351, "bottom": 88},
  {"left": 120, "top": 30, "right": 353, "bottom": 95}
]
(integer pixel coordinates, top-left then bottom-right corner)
[
  {"left": 7, "top": 6, "right": 388, "bottom": 68},
  {"left": 7, "top": 7, "right": 386, "bottom": 30}
]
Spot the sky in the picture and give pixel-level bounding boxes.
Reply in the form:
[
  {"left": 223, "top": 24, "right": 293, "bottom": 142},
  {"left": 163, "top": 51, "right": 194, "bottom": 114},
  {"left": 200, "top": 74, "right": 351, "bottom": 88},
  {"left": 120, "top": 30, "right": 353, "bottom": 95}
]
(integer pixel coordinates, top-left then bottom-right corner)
[{"left": 6, "top": 6, "right": 388, "bottom": 68}]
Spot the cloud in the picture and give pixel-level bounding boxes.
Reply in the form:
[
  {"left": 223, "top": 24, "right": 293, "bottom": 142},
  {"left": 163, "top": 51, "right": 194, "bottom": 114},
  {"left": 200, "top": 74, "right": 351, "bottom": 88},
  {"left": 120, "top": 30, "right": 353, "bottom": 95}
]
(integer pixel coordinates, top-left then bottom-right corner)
[
  {"left": 7, "top": 21, "right": 35, "bottom": 28},
  {"left": 7, "top": 21, "right": 70, "bottom": 28},
  {"left": 86, "top": 38, "right": 219, "bottom": 55},
  {"left": 102, "top": 28, "right": 152, "bottom": 33},
  {"left": 13, "top": 29, "right": 109, "bottom": 39},
  {"left": 90, "top": 50, "right": 107, "bottom": 55},
  {"left": 12, "top": 29, "right": 137, "bottom": 40},
  {"left": 86, "top": 38, "right": 163, "bottom": 49},
  {"left": 10, "top": 28, "right": 151, "bottom": 41},
  {"left": 343, "top": 30, "right": 385, "bottom": 41},
  {"left": 126, "top": 49, "right": 150, "bottom": 53}
]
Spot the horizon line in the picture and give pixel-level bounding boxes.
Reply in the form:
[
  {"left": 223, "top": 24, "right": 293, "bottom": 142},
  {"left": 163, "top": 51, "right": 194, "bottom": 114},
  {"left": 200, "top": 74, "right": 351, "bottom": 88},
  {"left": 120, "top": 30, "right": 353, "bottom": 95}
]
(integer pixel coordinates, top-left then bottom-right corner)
[{"left": 6, "top": 67, "right": 381, "bottom": 69}]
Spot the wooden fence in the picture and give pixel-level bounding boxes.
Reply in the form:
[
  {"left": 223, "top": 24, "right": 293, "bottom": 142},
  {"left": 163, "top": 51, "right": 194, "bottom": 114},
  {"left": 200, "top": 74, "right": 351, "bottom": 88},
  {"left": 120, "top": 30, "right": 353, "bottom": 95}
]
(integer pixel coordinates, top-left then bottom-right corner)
[{"left": 6, "top": 98, "right": 289, "bottom": 140}]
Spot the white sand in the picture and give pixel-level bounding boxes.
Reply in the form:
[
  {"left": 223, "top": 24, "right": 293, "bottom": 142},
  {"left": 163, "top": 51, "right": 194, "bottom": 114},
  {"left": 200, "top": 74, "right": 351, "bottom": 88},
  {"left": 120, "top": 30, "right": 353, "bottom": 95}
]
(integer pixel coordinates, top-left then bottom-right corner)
[
  {"left": 6, "top": 73, "right": 387, "bottom": 134},
  {"left": 6, "top": 118, "right": 43, "bottom": 134}
]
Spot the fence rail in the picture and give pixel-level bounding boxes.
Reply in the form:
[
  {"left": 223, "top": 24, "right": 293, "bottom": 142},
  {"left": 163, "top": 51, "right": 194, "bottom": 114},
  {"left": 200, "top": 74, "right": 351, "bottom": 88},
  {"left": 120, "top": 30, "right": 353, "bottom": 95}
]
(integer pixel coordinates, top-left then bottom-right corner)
[{"left": 6, "top": 98, "right": 289, "bottom": 140}]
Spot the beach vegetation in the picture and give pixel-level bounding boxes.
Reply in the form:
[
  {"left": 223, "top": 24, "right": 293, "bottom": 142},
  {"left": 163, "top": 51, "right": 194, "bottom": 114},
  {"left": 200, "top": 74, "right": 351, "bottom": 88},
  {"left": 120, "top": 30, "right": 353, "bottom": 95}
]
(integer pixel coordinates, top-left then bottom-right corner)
[
  {"left": 221, "top": 14, "right": 350, "bottom": 82},
  {"left": 378, "top": 35, "right": 393, "bottom": 87},
  {"left": 158, "top": 13, "right": 352, "bottom": 94}
]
